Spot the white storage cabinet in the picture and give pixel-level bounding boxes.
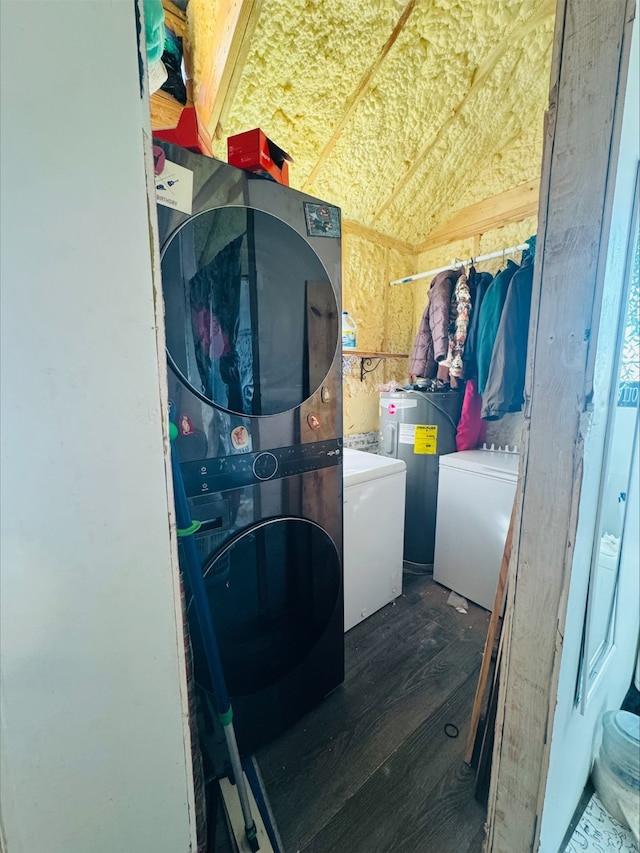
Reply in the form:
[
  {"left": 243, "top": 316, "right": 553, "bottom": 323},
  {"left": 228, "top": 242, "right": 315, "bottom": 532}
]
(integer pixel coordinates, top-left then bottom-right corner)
[
  {"left": 433, "top": 450, "right": 519, "bottom": 610},
  {"left": 342, "top": 449, "right": 407, "bottom": 631}
]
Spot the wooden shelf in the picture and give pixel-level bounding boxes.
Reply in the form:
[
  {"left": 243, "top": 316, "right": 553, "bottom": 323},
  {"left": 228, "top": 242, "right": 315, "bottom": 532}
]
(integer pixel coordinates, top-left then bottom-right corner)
[
  {"left": 150, "top": 88, "right": 193, "bottom": 131},
  {"left": 342, "top": 350, "right": 409, "bottom": 359},
  {"left": 342, "top": 350, "right": 409, "bottom": 381}
]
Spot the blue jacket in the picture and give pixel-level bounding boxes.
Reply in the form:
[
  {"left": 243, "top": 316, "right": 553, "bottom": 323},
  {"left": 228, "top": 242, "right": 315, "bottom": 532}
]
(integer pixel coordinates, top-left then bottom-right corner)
[{"left": 476, "top": 260, "right": 520, "bottom": 394}]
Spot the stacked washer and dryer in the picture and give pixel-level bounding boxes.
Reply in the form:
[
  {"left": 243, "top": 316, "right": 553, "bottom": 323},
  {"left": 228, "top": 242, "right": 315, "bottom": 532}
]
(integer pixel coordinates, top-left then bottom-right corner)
[{"left": 155, "top": 140, "right": 344, "bottom": 757}]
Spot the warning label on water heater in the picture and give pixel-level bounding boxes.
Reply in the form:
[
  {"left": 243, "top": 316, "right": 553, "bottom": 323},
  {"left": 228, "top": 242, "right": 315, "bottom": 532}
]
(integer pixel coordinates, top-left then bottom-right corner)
[
  {"left": 414, "top": 425, "right": 438, "bottom": 455},
  {"left": 398, "top": 423, "right": 416, "bottom": 445}
]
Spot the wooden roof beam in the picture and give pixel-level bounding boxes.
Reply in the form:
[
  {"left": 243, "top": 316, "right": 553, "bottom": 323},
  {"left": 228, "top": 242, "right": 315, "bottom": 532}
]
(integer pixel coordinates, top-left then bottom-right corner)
[
  {"left": 191, "top": 0, "right": 263, "bottom": 150},
  {"left": 162, "top": 0, "right": 188, "bottom": 39},
  {"left": 418, "top": 179, "right": 539, "bottom": 253}
]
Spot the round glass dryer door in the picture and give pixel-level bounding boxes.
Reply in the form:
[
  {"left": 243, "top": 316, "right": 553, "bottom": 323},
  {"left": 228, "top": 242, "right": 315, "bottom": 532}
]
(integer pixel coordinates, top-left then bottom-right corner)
[
  {"left": 161, "top": 207, "right": 339, "bottom": 416},
  {"left": 190, "top": 518, "right": 341, "bottom": 697}
]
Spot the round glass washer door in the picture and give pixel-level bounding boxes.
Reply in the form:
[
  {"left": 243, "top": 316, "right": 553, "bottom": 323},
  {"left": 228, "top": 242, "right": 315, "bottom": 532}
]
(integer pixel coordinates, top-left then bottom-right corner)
[
  {"left": 188, "top": 517, "right": 341, "bottom": 697},
  {"left": 161, "top": 207, "right": 339, "bottom": 417}
]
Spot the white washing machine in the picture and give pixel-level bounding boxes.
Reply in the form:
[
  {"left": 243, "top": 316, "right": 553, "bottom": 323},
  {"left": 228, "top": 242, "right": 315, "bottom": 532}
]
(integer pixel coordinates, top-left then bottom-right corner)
[
  {"left": 433, "top": 449, "right": 519, "bottom": 611},
  {"left": 343, "top": 448, "right": 407, "bottom": 632}
]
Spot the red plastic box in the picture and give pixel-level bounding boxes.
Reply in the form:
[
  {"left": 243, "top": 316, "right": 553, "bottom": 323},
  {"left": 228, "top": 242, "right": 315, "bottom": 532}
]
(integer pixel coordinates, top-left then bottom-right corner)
[{"left": 227, "top": 128, "right": 291, "bottom": 185}]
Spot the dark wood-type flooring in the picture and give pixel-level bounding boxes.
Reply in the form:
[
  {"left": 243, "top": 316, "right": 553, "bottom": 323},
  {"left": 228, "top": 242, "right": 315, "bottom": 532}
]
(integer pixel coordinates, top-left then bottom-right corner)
[{"left": 215, "top": 573, "right": 490, "bottom": 853}]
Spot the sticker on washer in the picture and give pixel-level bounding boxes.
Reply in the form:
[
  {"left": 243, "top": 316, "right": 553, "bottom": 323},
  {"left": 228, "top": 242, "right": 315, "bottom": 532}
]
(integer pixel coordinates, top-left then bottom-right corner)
[
  {"left": 155, "top": 159, "right": 193, "bottom": 215},
  {"left": 230, "top": 425, "right": 250, "bottom": 450},
  {"left": 304, "top": 202, "right": 341, "bottom": 238},
  {"left": 380, "top": 398, "right": 418, "bottom": 411},
  {"left": 179, "top": 414, "right": 195, "bottom": 435},
  {"left": 414, "top": 425, "right": 438, "bottom": 455}
]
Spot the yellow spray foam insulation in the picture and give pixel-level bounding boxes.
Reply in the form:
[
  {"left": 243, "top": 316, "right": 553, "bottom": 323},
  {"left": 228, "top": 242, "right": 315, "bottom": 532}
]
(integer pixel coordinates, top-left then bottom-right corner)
[
  {"left": 343, "top": 235, "right": 415, "bottom": 354},
  {"left": 386, "top": 246, "right": 416, "bottom": 354},
  {"left": 210, "top": 0, "right": 554, "bottom": 247},
  {"left": 213, "top": 0, "right": 408, "bottom": 159},
  {"left": 342, "top": 232, "right": 416, "bottom": 435},
  {"left": 374, "top": 22, "right": 555, "bottom": 242},
  {"left": 343, "top": 234, "right": 392, "bottom": 351}
]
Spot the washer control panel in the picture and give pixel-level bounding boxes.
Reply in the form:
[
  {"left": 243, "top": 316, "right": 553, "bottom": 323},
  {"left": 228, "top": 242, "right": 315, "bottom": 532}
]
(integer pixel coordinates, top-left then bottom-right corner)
[
  {"left": 252, "top": 452, "right": 279, "bottom": 481},
  {"left": 181, "top": 438, "right": 343, "bottom": 497}
]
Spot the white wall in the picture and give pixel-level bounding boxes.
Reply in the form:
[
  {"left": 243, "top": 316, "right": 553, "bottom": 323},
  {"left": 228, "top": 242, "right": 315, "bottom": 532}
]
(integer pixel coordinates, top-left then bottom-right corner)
[
  {"left": 538, "top": 11, "right": 640, "bottom": 852},
  {"left": 0, "top": 2, "right": 196, "bottom": 851}
]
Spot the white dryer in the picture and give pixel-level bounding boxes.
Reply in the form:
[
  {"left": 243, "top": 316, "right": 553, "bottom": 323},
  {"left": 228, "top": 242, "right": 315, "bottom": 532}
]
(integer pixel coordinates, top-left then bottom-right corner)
[{"left": 343, "top": 449, "right": 406, "bottom": 632}]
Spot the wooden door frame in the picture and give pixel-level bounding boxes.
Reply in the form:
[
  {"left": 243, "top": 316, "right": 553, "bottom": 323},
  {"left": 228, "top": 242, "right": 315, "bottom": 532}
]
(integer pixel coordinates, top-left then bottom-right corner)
[{"left": 485, "top": 1, "right": 637, "bottom": 851}]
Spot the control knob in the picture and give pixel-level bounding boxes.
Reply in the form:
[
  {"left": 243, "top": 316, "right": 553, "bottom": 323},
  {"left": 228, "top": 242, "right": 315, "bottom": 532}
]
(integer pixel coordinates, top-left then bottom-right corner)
[{"left": 253, "top": 452, "right": 278, "bottom": 481}]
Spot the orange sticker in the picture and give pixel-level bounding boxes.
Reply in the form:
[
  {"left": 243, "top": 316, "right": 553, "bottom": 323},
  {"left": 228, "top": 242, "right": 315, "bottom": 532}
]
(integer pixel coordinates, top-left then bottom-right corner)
[
  {"left": 230, "top": 425, "right": 250, "bottom": 450},
  {"left": 307, "top": 413, "right": 321, "bottom": 430}
]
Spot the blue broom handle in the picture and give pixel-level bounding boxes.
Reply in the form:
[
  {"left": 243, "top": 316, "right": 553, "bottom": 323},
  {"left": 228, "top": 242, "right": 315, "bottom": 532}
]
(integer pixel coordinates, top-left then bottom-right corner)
[
  {"left": 170, "top": 429, "right": 260, "bottom": 850},
  {"left": 170, "top": 441, "right": 231, "bottom": 718}
]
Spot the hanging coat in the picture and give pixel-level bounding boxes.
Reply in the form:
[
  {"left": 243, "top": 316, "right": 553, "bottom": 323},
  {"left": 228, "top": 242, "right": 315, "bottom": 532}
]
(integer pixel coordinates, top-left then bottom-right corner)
[
  {"left": 443, "top": 272, "right": 471, "bottom": 378},
  {"left": 476, "top": 260, "right": 520, "bottom": 394},
  {"left": 456, "top": 378, "right": 487, "bottom": 450},
  {"left": 463, "top": 271, "right": 493, "bottom": 377},
  {"left": 409, "top": 269, "right": 461, "bottom": 379},
  {"left": 481, "top": 254, "right": 535, "bottom": 420}
]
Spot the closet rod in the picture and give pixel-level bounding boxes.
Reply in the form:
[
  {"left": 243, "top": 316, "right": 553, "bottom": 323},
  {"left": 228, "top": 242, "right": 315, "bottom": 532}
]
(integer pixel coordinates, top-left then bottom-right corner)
[{"left": 389, "top": 242, "right": 529, "bottom": 287}]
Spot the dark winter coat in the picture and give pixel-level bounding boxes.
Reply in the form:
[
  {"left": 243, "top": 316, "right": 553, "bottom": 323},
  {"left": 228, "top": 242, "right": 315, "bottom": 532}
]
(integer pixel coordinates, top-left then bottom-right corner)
[
  {"left": 481, "top": 255, "right": 535, "bottom": 420},
  {"left": 476, "top": 260, "right": 520, "bottom": 394},
  {"left": 463, "top": 271, "right": 494, "bottom": 376},
  {"left": 409, "top": 269, "right": 461, "bottom": 379}
]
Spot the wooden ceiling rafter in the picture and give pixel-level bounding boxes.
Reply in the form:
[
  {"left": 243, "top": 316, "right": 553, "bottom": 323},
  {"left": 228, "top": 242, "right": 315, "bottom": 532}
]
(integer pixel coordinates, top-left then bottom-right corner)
[
  {"left": 418, "top": 180, "right": 539, "bottom": 253},
  {"left": 300, "top": 0, "right": 418, "bottom": 192},
  {"left": 419, "top": 123, "right": 533, "bottom": 247},
  {"left": 162, "top": 0, "right": 188, "bottom": 39},
  {"left": 343, "top": 177, "right": 538, "bottom": 256},
  {"left": 370, "top": 0, "right": 555, "bottom": 226},
  {"left": 214, "top": 2, "right": 263, "bottom": 138},
  {"left": 191, "top": 0, "right": 263, "bottom": 150}
]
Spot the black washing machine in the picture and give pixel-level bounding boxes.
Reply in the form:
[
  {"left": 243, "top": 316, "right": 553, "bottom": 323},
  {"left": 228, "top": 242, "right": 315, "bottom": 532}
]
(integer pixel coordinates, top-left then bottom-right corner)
[{"left": 154, "top": 140, "right": 344, "bottom": 755}]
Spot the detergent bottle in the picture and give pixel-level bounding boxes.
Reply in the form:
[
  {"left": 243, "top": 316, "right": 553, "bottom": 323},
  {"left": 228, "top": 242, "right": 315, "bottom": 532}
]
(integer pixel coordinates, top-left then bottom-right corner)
[{"left": 342, "top": 311, "right": 358, "bottom": 349}]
